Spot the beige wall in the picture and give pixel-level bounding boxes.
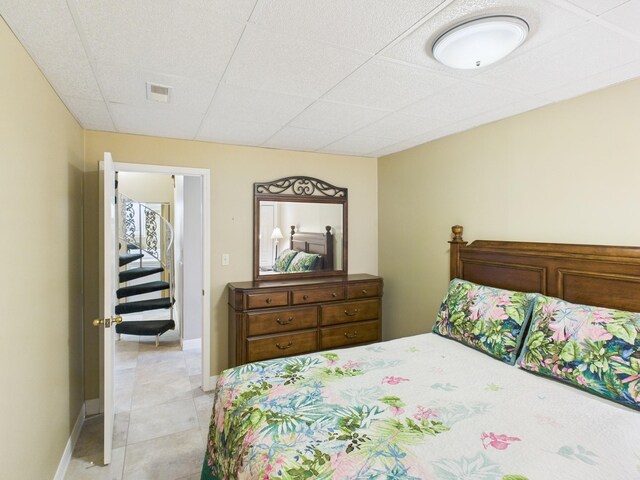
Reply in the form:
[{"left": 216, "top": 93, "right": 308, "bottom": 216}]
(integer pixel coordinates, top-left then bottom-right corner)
[
  {"left": 378, "top": 78, "right": 640, "bottom": 341},
  {"left": 0, "top": 18, "right": 84, "bottom": 478},
  {"left": 118, "top": 171, "right": 174, "bottom": 204},
  {"left": 83, "top": 132, "right": 379, "bottom": 399}
]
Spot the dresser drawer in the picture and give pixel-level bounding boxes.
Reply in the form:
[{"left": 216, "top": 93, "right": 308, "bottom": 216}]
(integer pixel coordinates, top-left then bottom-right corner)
[
  {"left": 320, "top": 320, "right": 379, "bottom": 349},
  {"left": 246, "top": 291, "right": 289, "bottom": 310},
  {"left": 347, "top": 282, "right": 381, "bottom": 299},
  {"left": 320, "top": 299, "right": 380, "bottom": 326},
  {"left": 291, "top": 286, "right": 345, "bottom": 305},
  {"left": 246, "top": 331, "right": 318, "bottom": 362},
  {"left": 247, "top": 307, "right": 318, "bottom": 336}
]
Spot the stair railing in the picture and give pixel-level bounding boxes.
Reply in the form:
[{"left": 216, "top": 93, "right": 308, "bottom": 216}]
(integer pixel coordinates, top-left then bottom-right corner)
[{"left": 119, "top": 193, "right": 175, "bottom": 309}]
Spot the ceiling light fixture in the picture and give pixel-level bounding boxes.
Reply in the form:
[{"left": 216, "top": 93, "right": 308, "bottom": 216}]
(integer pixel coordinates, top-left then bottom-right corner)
[{"left": 432, "top": 15, "right": 529, "bottom": 70}]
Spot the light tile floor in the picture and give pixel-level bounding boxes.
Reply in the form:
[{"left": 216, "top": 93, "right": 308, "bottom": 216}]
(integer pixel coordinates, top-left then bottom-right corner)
[{"left": 65, "top": 328, "right": 212, "bottom": 480}]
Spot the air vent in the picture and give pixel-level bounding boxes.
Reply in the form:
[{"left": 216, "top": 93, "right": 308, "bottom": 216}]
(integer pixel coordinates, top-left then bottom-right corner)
[{"left": 146, "top": 82, "right": 172, "bottom": 103}]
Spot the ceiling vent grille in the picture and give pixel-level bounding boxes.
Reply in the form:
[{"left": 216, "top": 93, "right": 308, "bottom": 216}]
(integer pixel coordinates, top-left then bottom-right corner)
[{"left": 146, "top": 82, "right": 172, "bottom": 103}]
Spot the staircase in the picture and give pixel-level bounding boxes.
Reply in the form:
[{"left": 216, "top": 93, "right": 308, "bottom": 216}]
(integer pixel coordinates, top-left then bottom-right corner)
[{"left": 116, "top": 193, "right": 175, "bottom": 346}]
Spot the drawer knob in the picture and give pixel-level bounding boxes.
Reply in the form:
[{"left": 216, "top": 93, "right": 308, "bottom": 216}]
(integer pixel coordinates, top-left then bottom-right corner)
[
  {"left": 266, "top": 298, "right": 273, "bottom": 304},
  {"left": 331, "top": 292, "right": 337, "bottom": 297},
  {"left": 344, "top": 331, "right": 358, "bottom": 339},
  {"left": 276, "top": 317, "right": 294, "bottom": 325},
  {"left": 276, "top": 341, "right": 293, "bottom": 350},
  {"left": 361, "top": 289, "right": 368, "bottom": 295},
  {"left": 344, "top": 308, "right": 359, "bottom": 317},
  {"left": 303, "top": 295, "right": 309, "bottom": 300}
]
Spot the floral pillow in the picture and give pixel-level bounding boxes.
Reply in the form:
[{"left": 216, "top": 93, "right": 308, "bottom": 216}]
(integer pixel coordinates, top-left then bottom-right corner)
[
  {"left": 433, "top": 279, "right": 536, "bottom": 364},
  {"left": 287, "top": 251, "right": 320, "bottom": 272},
  {"left": 273, "top": 249, "right": 297, "bottom": 272},
  {"left": 518, "top": 296, "right": 640, "bottom": 410}
]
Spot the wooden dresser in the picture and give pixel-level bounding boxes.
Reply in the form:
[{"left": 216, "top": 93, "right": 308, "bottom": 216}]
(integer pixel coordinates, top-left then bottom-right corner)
[{"left": 228, "top": 274, "right": 383, "bottom": 367}]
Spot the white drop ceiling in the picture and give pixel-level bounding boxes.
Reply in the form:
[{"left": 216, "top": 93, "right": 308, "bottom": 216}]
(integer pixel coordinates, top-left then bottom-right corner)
[{"left": 2, "top": 0, "right": 640, "bottom": 157}]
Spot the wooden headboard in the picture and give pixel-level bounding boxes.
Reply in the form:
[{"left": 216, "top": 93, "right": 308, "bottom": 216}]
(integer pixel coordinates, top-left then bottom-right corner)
[
  {"left": 290, "top": 225, "right": 334, "bottom": 270},
  {"left": 449, "top": 225, "right": 640, "bottom": 312}
]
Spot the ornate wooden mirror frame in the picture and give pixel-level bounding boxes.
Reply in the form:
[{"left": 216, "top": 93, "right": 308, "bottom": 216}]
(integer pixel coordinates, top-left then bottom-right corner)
[{"left": 253, "top": 176, "right": 348, "bottom": 281}]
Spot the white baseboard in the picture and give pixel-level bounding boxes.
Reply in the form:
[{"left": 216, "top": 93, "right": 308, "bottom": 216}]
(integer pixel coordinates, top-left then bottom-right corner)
[
  {"left": 202, "top": 375, "right": 218, "bottom": 392},
  {"left": 85, "top": 398, "right": 101, "bottom": 416},
  {"left": 181, "top": 337, "right": 201, "bottom": 351},
  {"left": 53, "top": 402, "right": 85, "bottom": 480}
]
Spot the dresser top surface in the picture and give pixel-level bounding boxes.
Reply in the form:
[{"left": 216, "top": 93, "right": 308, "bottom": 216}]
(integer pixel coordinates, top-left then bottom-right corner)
[{"left": 228, "top": 273, "right": 381, "bottom": 291}]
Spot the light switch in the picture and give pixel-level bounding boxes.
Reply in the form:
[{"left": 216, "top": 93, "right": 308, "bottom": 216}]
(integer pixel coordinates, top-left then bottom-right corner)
[{"left": 222, "top": 253, "right": 230, "bottom": 266}]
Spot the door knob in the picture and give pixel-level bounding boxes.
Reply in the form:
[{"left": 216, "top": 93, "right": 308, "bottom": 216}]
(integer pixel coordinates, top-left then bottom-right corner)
[{"left": 92, "top": 316, "right": 123, "bottom": 327}]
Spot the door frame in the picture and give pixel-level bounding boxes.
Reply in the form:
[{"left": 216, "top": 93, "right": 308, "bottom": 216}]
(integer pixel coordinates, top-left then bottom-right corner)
[{"left": 113, "top": 161, "right": 213, "bottom": 390}]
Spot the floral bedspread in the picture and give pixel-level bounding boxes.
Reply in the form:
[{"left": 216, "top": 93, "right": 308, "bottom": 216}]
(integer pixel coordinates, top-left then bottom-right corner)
[{"left": 202, "top": 334, "right": 640, "bottom": 480}]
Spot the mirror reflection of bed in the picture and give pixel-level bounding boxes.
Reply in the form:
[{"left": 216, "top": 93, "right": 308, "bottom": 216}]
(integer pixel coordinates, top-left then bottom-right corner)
[{"left": 261, "top": 225, "right": 337, "bottom": 275}]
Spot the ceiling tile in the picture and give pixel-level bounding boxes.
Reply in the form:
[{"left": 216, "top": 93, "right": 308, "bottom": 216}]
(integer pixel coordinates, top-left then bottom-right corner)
[
  {"left": 72, "top": 0, "right": 245, "bottom": 78},
  {"left": 320, "top": 135, "right": 399, "bottom": 156},
  {"left": 289, "top": 101, "right": 389, "bottom": 134},
  {"left": 369, "top": 139, "right": 425, "bottom": 157},
  {"left": 541, "top": 60, "right": 640, "bottom": 102},
  {"left": 1, "top": 1, "right": 102, "bottom": 101},
  {"left": 459, "top": 96, "right": 549, "bottom": 129},
  {"left": 31, "top": 49, "right": 102, "bottom": 100},
  {"left": 0, "top": 0, "right": 87, "bottom": 58},
  {"left": 354, "top": 113, "right": 435, "bottom": 141},
  {"left": 206, "top": 83, "right": 315, "bottom": 127},
  {"left": 197, "top": 115, "right": 281, "bottom": 146},
  {"left": 324, "top": 58, "right": 459, "bottom": 110},
  {"left": 566, "top": 0, "right": 629, "bottom": 16},
  {"left": 210, "top": 0, "right": 257, "bottom": 22},
  {"left": 263, "top": 127, "right": 346, "bottom": 152},
  {"left": 473, "top": 21, "right": 640, "bottom": 96},
  {"left": 62, "top": 96, "right": 115, "bottom": 131},
  {"left": 223, "top": 24, "right": 369, "bottom": 98},
  {"left": 95, "top": 63, "right": 217, "bottom": 114},
  {"left": 250, "top": 0, "right": 446, "bottom": 54},
  {"left": 601, "top": 0, "right": 640, "bottom": 35},
  {"left": 109, "top": 103, "right": 204, "bottom": 140},
  {"left": 400, "top": 125, "right": 465, "bottom": 146},
  {"left": 382, "top": 0, "right": 589, "bottom": 73},
  {"left": 402, "top": 83, "right": 529, "bottom": 126}
]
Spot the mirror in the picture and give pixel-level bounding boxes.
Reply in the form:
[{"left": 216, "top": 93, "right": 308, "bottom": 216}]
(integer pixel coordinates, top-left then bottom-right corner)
[{"left": 254, "top": 176, "right": 347, "bottom": 281}]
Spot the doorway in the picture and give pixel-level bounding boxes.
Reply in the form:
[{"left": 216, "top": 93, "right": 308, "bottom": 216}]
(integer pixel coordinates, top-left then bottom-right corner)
[
  {"left": 111, "top": 162, "right": 211, "bottom": 381},
  {"left": 109, "top": 163, "right": 212, "bottom": 464}
]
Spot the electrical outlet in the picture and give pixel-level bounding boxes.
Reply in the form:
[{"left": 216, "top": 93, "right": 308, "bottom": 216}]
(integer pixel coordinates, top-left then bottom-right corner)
[{"left": 222, "top": 253, "right": 230, "bottom": 266}]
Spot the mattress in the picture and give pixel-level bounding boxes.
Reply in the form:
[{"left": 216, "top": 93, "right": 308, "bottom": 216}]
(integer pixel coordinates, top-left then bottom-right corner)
[{"left": 202, "top": 333, "right": 640, "bottom": 479}]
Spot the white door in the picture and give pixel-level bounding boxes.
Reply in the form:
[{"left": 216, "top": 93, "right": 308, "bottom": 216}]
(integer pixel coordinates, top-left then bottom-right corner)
[{"left": 97, "top": 152, "right": 119, "bottom": 465}]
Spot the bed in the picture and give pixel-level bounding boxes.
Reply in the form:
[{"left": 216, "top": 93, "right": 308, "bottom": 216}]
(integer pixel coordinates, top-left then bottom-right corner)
[
  {"left": 202, "top": 226, "right": 640, "bottom": 479},
  {"left": 272, "top": 226, "right": 334, "bottom": 273}
]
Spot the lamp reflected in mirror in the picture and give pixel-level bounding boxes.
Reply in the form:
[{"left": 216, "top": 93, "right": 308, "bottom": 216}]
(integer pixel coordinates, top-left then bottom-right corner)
[{"left": 271, "top": 226, "right": 284, "bottom": 262}]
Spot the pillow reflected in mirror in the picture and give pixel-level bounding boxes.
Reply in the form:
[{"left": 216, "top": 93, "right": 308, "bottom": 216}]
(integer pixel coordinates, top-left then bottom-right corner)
[
  {"left": 273, "top": 249, "right": 298, "bottom": 272},
  {"left": 287, "top": 251, "right": 321, "bottom": 272}
]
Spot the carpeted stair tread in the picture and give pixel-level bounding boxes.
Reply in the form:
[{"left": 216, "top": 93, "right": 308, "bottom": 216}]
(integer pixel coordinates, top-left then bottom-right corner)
[
  {"left": 115, "top": 297, "right": 173, "bottom": 315},
  {"left": 127, "top": 243, "right": 141, "bottom": 251},
  {"left": 119, "top": 253, "right": 144, "bottom": 267},
  {"left": 119, "top": 266, "right": 164, "bottom": 282},
  {"left": 115, "top": 319, "right": 175, "bottom": 336},
  {"left": 117, "top": 281, "right": 169, "bottom": 299}
]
